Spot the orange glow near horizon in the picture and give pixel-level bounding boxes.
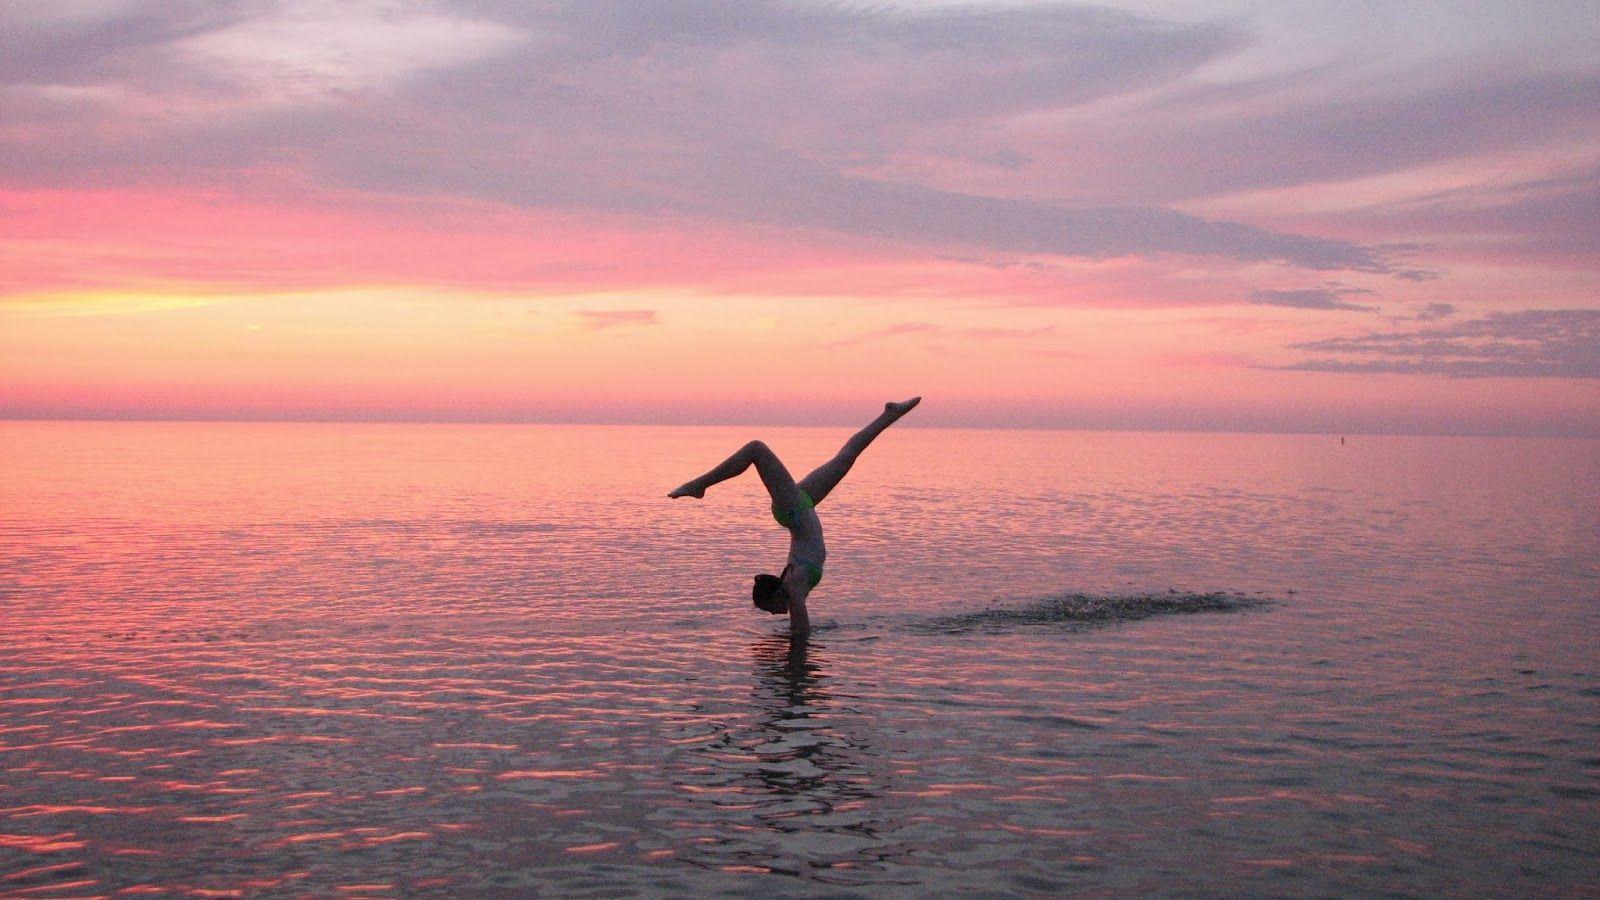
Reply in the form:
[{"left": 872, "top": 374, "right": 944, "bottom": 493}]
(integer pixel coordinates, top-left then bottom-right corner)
[
  {"left": 1, "top": 183, "right": 1592, "bottom": 435},
  {"left": 3, "top": 279, "right": 1592, "bottom": 434},
  {"left": 2, "top": 3, "right": 1597, "bottom": 435}
]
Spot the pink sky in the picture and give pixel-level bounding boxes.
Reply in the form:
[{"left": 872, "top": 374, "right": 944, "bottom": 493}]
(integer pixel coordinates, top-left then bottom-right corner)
[{"left": 1, "top": 1, "right": 1596, "bottom": 434}]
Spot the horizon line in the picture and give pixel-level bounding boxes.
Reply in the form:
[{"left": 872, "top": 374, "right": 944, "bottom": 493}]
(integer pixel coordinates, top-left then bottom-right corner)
[{"left": 1, "top": 414, "right": 1594, "bottom": 440}]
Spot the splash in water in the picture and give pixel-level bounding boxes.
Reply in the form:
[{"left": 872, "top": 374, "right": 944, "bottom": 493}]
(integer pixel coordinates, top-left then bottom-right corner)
[{"left": 915, "top": 591, "right": 1272, "bottom": 634}]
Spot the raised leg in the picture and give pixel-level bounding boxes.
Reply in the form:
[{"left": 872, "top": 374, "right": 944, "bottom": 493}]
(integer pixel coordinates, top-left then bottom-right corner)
[
  {"left": 669, "top": 440, "right": 804, "bottom": 508},
  {"left": 798, "top": 397, "right": 920, "bottom": 504}
]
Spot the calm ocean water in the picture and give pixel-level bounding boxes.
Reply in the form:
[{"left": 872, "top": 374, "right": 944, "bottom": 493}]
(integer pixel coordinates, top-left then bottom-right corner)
[{"left": 1, "top": 422, "right": 1596, "bottom": 897}]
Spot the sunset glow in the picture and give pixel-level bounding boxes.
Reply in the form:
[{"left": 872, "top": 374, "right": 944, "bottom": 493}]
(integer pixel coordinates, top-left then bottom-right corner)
[{"left": 2, "top": 1, "right": 1596, "bottom": 433}]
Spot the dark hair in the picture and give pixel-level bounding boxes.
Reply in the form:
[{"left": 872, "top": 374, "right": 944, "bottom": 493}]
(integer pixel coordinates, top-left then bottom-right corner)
[{"left": 752, "top": 573, "right": 788, "bottom": 614}]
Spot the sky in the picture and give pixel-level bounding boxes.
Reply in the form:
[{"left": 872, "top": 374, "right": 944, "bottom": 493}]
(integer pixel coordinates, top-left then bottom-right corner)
[{"left": 1, "top": 0, "right": 1597, "bottom": 434}]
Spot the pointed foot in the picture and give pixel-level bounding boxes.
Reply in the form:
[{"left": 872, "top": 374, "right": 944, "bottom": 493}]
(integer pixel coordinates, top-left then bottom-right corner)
[
  {"left": 668, "top": 484, "right": 705, "bottom": 499},
  {"left": 886, "top": 396, "right": 922, "bottom": 417}
]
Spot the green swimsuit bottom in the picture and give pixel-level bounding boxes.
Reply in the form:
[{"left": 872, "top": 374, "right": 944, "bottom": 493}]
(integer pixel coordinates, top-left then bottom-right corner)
[{"left": 770, "top": 490, "right": 814, "bottom": 529}]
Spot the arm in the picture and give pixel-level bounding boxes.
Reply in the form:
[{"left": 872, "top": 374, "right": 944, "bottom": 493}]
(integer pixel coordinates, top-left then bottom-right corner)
[{"left": 784, "top": 574, "right": 812, "bottom": 636}]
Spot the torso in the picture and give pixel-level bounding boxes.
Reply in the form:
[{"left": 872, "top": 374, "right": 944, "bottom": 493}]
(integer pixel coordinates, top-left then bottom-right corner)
[{"left": 780, "top": 496, "right": 826, "bottom": 576}]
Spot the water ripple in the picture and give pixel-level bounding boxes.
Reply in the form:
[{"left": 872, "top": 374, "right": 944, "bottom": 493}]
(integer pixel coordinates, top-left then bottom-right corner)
[{"left": 1, "top": 423, "right": 1596, "bottom": 896}]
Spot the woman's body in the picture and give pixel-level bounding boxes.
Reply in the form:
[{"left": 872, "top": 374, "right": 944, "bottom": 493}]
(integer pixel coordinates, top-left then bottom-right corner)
[{"left": 669, "top": 397, "right": 921, "bottom": 635}]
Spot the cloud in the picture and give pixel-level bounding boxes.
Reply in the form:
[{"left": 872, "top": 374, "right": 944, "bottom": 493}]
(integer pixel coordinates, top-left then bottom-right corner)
[
  {"left": 575, "top": 309, "right": 657, "bottom": 330},
  {"left": 1009, "top": 63, "right": 1600, "bottom": 205},
  {"left": 1273, "top": 309, "right": 1600, "bottom": 378},
  {"left": 177, "top": 1, "right": 527, "bottom": 102},
  {"left": 961, "top": 325, "right": 1058, "bottom": 341},
  {"left": 1249, "top": 285, "right": 1378, "bottom": 311},
  {"left": 823, "top": 321, "right": 1055, "bottom": 349},
  {"left": 1157, "top": 350, "right": 1256, "bottom": 368},
  {"left": 1414, "top": 302, "right": 1455, "bottom": 321},
  {"left": 0, "top": 0, "right": 1420, "bottom": 276},
  {"left": 1344, "top": 162, "right": 1600, "bottom": 262},
  {"left": 0, "top": 2, "right": 252, "bottom": 85}
]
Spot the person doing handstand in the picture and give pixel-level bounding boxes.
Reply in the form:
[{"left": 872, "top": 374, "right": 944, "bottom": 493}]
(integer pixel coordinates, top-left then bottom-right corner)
[{"left": 668, "top": 397, "right": 921, "bottom": 635}]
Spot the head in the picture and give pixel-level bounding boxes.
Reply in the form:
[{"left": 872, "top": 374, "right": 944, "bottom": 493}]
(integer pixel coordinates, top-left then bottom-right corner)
[{"left": 752, "top": 572, "right": 789, "bottom": 614}]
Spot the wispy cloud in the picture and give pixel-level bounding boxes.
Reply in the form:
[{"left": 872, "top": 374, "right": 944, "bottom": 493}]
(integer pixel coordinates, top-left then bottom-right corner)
[
  {"left": 575, "top": 309, "right": 657, "bottom": 330},
  {"left": 1274, "top": 309, "right": 1600, "bottom": 378},
  {"left": 1249, "top": 284, "right": 1378, "bottom": 312},
  {"left": 0, "top": 0, "right": 1427, "bottom": 275},
  {"left": 1346, "top": 162, "right": 1600, "bottom": 264},
  {"left": 1156, "top": 350, "right": 1256, "bottom": 368},
  {"left": 1053, "top": 69, "right": 1600, "bottom": 205},
  {"left": 823, "top": 321, "right": 1056, "bottom": 349}
]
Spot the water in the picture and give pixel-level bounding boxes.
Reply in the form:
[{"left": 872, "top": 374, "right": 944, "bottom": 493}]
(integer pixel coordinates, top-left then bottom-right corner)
[{"left": 1, "top": 422, "right": 1596, "bottom": 896}]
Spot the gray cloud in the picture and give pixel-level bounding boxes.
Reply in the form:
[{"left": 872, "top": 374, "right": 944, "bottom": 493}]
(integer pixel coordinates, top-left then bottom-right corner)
[
  {"left": 0, "top": 2, "right": 254, "bottom": 85},
  {"left": 1274, "top": 309, "right": 1600, "bottom": 378},
  {"left": 1250, "top": 285, "right": 1378, "bottom": 311},
  {"left": 1414, "top": 302, "right": 1456, "bottom": 321},
  {"left": 0, "top": 0, "right": 1421, "bottom": 276},
  {"left": 1071, "top": 68, "right": 1600, "bottom": 204},
  {"left": 1350, "top": 163, "right": 1600, "bottom": 260}
]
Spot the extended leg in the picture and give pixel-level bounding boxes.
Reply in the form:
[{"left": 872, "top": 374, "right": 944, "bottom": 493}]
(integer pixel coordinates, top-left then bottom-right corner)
[
  {"left": 670, "top": 440, "right": 804, "bottom": 508},
  {"left": 799, "top": 397, "right": 920, "bottom": 504}
]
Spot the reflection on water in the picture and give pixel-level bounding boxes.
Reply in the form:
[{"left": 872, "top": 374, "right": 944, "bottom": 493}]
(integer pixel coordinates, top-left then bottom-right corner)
[
  {"left": 1, "top": 422, "right": 1596, "bottom": 896},
  {"left": 668, "top": 636, "right": 898, "bottom": 883}
]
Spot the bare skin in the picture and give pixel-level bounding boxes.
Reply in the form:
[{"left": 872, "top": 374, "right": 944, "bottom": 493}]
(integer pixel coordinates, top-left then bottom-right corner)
[{"left": 669, "top": 397, "right": 922, "bottom": 636}]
